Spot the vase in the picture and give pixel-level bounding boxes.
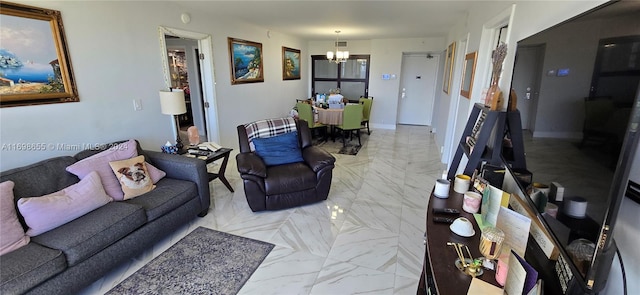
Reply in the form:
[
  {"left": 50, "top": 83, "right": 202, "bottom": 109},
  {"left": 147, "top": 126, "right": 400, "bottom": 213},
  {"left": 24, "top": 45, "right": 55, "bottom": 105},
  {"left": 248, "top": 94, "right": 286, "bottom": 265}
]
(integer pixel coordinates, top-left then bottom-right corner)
[
  {"left": 484, "top": 77, "right": 503, "bottom": 110},
  {"left": 487, "top": 84, "right": 501, "bottom": 110}
]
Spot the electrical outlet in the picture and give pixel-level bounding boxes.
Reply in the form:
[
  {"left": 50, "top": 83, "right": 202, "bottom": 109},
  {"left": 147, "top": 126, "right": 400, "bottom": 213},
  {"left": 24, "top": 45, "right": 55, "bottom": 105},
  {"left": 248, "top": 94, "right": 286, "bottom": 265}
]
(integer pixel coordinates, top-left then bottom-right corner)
[{"left": 133, "top": 99, "right": 142, "bottom": 111}]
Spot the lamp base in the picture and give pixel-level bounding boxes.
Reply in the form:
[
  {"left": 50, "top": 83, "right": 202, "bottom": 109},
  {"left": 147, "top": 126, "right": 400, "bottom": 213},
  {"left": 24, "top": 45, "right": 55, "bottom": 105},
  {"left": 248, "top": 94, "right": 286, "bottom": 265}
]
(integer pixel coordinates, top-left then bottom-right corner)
[
  {"left": 174, "top": 115, "right": 187, "bottom": 155},
  {"left": 175, "top": 133, "right": 189, "bottom": 155}
]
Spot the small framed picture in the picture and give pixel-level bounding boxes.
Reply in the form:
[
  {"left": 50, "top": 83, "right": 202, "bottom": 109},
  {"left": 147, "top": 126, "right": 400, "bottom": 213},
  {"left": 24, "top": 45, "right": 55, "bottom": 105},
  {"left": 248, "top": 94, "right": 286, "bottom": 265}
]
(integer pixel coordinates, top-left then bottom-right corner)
[
  {"left": 460, "top": 52, "right": 478, "bottom": 99},
  {"left": 228, "top": 37, "right": 264, "bottom": 85},
  {"left": 282, "top": 47, "right": 300, "bottom": 80}
]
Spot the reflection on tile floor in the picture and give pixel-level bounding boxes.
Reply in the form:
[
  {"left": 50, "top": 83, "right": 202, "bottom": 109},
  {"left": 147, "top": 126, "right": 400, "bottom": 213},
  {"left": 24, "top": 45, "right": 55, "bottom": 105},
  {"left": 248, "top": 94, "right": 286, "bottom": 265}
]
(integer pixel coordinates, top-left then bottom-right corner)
[
  {"left": 522, "top": 132, "right": 614, "bottom": 223},
  {"left": 79, "top": 125, "right": 443, "bottom": 295}
]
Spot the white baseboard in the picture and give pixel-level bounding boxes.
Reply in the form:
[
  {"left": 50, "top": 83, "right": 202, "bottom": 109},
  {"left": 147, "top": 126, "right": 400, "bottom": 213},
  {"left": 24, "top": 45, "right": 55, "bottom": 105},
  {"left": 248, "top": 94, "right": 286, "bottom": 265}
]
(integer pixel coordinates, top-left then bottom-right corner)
[
  {"left": 532, "top": 131, "right": 582, "bottom": 140},
  {"left": 370, "top": 123, "right": 396, "bottom": 130}
]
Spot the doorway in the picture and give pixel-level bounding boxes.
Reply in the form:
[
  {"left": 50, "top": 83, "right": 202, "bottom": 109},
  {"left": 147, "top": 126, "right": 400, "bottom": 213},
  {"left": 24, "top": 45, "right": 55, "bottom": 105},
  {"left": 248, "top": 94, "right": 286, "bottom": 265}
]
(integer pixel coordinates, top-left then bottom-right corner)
[
  {"left": 165, "top": 38, "right": 207, "bottom": 139},
  {"left": 512, "top": 44, "right": 545, "bottom": 131},
  {"left": 590, "top": 35, "right": 640, "bottom": 106},
  {"left": 397, "top": 53, "right": 439, "bottom": 125},
  {"left": 158, "top": 26, "right": 220, "bottom": 143}
]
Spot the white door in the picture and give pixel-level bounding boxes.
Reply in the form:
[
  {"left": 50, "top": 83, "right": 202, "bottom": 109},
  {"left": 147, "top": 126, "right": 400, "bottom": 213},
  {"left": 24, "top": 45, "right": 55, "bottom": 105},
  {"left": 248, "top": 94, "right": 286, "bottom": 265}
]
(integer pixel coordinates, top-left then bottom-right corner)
[
  {"left": 512, "top": 45, "right": 544, "bottom": 130},
  {"left": 398, "top": 54, "right": 439, "bottom": 125}
]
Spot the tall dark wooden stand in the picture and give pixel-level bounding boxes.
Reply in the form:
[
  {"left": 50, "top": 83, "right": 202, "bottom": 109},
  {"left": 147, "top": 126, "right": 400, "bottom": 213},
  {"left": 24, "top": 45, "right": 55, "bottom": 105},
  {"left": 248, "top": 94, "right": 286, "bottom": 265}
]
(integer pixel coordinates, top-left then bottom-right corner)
[{"left": 447, "top": 103, "right": 526, "bottom": 180}]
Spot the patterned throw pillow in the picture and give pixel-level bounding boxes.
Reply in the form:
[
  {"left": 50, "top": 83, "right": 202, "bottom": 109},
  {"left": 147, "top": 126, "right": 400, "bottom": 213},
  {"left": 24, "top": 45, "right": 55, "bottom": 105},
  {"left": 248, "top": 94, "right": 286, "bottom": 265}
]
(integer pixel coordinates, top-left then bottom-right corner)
[
  {"left": 66, "top": 139, "right": 166, "bottom": 201},
  {"left": 109, "top": 155, "right": 156, "bottom": 200}
]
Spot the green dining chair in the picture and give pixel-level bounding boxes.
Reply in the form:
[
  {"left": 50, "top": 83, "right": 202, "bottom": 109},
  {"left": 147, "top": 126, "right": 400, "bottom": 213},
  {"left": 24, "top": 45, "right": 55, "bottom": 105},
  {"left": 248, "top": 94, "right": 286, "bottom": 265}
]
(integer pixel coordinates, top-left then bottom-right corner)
[
  {"left": 336, "top": 104, "right": 364, "bottom": 147},
  {"left": 296, "top": 102, "right": 327, "bottom": 138},
  {"left": 359, "top": 97, "right": 373, "bottom": 135}
]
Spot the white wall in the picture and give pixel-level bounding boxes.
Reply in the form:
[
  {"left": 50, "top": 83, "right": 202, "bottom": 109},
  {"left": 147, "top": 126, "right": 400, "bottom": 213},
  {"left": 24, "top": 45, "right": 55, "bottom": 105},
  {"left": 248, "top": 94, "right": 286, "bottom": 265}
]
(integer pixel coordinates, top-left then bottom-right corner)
[
  {"left": 309, "top": 38, "right": 445, "bottom": 130},
  {"left": 432, "top": 49, "right": 446, "bottom": 138},
  {"left": 0, "top": 1, "right": 308, "bottom": 170}
]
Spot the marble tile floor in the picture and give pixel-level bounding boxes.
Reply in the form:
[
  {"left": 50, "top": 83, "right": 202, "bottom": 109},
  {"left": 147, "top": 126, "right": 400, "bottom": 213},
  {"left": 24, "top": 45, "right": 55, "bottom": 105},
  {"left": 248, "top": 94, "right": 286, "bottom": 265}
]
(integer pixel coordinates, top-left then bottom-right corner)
[{"left": 79, "top": 125, "right": 445, "bottom": 295}]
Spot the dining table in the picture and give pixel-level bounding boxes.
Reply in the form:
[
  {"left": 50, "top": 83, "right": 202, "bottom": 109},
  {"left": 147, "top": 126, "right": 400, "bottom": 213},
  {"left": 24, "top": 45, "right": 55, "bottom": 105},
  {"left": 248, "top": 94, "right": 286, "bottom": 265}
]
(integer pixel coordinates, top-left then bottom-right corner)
[{"left": 314, "top": 106, "right": 344, "bottom": 125}]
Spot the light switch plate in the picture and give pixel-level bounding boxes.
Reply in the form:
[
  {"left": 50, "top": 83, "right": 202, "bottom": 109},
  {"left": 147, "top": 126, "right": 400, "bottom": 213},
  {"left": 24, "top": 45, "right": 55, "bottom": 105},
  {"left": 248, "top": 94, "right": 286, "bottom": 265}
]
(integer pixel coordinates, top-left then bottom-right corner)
[{"left": 133, "top": 99, "right": 142, "bottom": 111}]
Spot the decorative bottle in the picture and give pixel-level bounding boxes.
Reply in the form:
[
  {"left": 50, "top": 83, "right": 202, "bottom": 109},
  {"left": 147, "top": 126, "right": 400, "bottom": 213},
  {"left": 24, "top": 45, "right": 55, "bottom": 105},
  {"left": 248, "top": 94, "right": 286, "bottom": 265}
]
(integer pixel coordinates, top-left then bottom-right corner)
[{"left": 484, "top": 43, "right": 508, "bottom": 110}]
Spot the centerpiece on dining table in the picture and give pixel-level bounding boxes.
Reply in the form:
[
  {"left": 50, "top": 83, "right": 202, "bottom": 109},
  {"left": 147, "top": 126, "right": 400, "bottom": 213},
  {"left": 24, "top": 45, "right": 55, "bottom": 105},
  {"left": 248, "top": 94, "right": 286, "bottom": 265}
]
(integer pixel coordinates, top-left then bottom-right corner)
[{"left": 327, "top": 88, "right": 345, "bottom": 109}]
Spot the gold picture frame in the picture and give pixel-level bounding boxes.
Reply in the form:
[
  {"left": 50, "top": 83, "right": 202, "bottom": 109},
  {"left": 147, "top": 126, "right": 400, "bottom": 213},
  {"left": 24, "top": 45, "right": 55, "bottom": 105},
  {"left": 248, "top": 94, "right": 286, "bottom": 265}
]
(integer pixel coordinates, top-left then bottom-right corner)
[
  {"left": 442, "top": 42, "right": 456, "bottom": 94},
  {"left": 282, "top": 47, "right": 300, "bottom": 80},
  {"left": 228, "top": 37, "right": 264, "bottom": 85},
  {"left": 0, "top": 2, "right": 79, "bottom": 107},
  {"left": 460, "top": 52, "right": 478, "bottom": 99}
]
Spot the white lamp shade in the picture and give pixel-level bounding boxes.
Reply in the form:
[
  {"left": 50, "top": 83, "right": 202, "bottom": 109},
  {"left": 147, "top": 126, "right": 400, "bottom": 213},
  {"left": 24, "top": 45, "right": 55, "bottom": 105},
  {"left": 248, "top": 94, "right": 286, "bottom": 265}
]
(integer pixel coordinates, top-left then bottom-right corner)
[
  {"left": 326, "top": 51, "right": 334, "bottom": 60},
  {"left": 159, "top": 89, "right": 187, "bottom": 115},
  {"left": 343, "top": 51, "right": 349, "bottom": 59}
]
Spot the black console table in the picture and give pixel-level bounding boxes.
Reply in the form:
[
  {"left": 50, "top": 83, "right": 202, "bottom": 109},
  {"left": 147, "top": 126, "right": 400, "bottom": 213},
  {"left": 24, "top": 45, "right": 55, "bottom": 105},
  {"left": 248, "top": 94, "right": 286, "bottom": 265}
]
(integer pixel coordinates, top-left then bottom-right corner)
[
  {"left": 418, "top": 186, "right": 567, "bottom": 294},
  {"left": 418, "top": 188, "right": 500, "bottom": 294}
]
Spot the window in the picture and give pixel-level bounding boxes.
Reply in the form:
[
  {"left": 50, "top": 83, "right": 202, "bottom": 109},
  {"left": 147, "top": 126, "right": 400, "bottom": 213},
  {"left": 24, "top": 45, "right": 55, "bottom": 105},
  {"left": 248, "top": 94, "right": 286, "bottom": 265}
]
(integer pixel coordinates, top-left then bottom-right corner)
[
  {"left": 311, "top": 55, "right": 370, "bottom": 102},
  {"left": 590, "top": 35, "right": 640, "bottom": 106}
]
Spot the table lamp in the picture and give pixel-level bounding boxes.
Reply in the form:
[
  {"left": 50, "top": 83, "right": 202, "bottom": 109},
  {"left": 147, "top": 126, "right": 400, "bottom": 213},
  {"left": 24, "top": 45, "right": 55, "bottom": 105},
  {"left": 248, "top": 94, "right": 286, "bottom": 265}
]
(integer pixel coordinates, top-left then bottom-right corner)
[{"left": 159, "top": 89, "right": 187, "bottom": 153}]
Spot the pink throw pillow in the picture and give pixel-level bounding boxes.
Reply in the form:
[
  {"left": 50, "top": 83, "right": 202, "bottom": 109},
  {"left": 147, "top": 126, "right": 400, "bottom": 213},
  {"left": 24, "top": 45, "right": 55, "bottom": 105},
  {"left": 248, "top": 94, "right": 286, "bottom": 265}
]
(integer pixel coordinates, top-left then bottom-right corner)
[
  {"left": 17, "top": 171, "right": 113, "bottom": 237},
  {"left": 66, "top": 140, "right": 137, "bottom": 200},
  {"left": 0, "top": 181, "right": 30, "bottom": 255},
  {"left": 65, "top": 140, "right": 166, "bottom": 201},
  {"left": 147, "top": 163, "right": 166, "bottom": 183}
]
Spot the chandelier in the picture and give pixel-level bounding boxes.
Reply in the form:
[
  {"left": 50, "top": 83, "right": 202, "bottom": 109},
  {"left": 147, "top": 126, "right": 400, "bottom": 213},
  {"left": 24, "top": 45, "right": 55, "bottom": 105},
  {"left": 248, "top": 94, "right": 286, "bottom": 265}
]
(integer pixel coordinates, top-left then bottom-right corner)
[{"left": 326, "top": 30, "right": 349, "bottom": 64}]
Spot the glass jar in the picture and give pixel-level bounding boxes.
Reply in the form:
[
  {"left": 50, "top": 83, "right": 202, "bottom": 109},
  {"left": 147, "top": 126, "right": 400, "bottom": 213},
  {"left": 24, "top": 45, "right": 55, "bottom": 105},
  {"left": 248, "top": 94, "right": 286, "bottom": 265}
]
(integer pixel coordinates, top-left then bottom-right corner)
[{"left": 479, "top": 226, "right": 505, "bottom": 260}]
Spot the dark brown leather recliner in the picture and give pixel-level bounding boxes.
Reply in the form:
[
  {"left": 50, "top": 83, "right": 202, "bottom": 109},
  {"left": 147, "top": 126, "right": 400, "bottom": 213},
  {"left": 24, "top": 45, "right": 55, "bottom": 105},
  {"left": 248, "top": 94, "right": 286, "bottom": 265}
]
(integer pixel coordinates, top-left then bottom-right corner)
[{"left": 236, "top": 118, "right": 336, "bottom": 212}]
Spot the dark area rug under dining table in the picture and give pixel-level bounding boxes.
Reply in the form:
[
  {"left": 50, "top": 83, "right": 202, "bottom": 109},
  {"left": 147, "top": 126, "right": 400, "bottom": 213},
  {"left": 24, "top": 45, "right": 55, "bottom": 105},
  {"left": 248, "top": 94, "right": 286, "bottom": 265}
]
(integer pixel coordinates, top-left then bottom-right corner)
[
  {"left": 106, "top": 226, "right": 274, "bottom": 295},
  {"left": 311, "top": 129, "right": 367, "bottom": 156}
]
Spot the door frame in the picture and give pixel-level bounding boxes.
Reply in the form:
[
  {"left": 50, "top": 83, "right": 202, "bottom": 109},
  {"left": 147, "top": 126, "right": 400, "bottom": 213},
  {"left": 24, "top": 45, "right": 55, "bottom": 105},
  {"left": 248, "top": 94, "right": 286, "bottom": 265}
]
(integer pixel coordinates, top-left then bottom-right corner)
[
  {"left": 513, "top": 44, "right": 545, "bottom": 131},
  {"left": 158, "top": 26, "right": 220, "bottom": 143}
]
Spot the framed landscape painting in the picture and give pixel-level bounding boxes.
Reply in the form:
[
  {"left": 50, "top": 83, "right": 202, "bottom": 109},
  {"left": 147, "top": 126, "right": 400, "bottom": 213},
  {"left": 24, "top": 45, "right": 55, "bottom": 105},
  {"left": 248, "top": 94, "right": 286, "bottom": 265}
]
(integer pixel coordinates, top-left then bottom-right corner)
[
  {"left": 442, "top": 42, "right": 456, "bottom": 94},
  {"left": 228, "top": 37, "right": 264, "bottom": 85},
  {"left": 282, "top": 47, "right": 300, "bottom": 80},
  {"left": 0, "top": 2, "right": 79, "bottom": 107}
]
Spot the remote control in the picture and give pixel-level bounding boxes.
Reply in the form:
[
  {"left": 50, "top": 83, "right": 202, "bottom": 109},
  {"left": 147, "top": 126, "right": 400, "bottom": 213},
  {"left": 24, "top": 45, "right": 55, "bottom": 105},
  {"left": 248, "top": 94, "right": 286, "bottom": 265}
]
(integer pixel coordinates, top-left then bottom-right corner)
[
  {"left": 433, "top": 216, "right": 456, "bottom": 224},
  {"left": 432, "top": 208, "right": 460, "bottom": 214},
  {"left": 189, "top": 150, "right": 210, "bottom": 157}
]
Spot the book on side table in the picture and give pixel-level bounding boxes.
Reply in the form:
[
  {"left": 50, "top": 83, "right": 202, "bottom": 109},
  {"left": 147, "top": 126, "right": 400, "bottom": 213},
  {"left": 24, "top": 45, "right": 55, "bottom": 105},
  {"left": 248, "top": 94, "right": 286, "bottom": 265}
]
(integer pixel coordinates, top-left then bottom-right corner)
[{"left": 187, "top": 142, "right": 223, "bottom": 157}]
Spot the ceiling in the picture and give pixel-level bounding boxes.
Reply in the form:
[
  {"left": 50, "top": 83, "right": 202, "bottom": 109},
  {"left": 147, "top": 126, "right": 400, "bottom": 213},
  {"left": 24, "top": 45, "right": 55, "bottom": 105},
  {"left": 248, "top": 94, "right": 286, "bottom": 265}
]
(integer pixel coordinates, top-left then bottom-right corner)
[
  {"left": 171, "top": 1, "right": 491, "bottom": 40},
  {"left": 167, "top": 1, "right": 638, "bottom": 41}
]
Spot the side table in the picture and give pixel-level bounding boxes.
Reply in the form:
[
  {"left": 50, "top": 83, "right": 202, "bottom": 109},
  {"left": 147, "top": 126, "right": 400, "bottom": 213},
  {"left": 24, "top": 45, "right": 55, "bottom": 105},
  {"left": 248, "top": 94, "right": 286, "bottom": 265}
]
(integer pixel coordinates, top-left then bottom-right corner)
[{"left": 187, "top": 147, "right": 234, "bottom": 192}]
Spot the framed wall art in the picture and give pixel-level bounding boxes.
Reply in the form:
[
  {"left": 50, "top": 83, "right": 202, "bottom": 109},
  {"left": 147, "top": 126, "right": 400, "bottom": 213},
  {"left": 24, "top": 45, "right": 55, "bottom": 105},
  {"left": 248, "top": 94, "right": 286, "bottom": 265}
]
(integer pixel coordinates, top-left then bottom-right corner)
[
  {"left": 442, "top": 42, "right": 456, "bottom": 94},
  {"left": 460, "top": 52, "right": 478, "bottom": 99},
  {"left": 0, "top": 2, "right": 79, "bottom": 107},
  {"left": 282, "top": 47, "right": 300, "bottom": 80},
  {"left": 228, "top": 37, "right": 264, "bottom": 84}
]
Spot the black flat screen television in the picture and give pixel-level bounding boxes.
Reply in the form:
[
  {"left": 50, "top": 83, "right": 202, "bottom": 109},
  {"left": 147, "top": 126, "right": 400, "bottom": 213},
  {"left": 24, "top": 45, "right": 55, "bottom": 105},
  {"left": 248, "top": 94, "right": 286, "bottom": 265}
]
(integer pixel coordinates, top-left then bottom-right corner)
[{"left": 507, "top": 0, "right": 640, "bottom": 293}]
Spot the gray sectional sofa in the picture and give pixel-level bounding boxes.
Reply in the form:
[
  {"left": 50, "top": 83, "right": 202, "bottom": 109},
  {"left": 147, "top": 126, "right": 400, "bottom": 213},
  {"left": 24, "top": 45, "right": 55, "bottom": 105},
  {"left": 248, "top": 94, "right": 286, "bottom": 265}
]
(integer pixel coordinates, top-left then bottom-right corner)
[{"left": 0, "top": 141, "right": 211, "bottom": 295}]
